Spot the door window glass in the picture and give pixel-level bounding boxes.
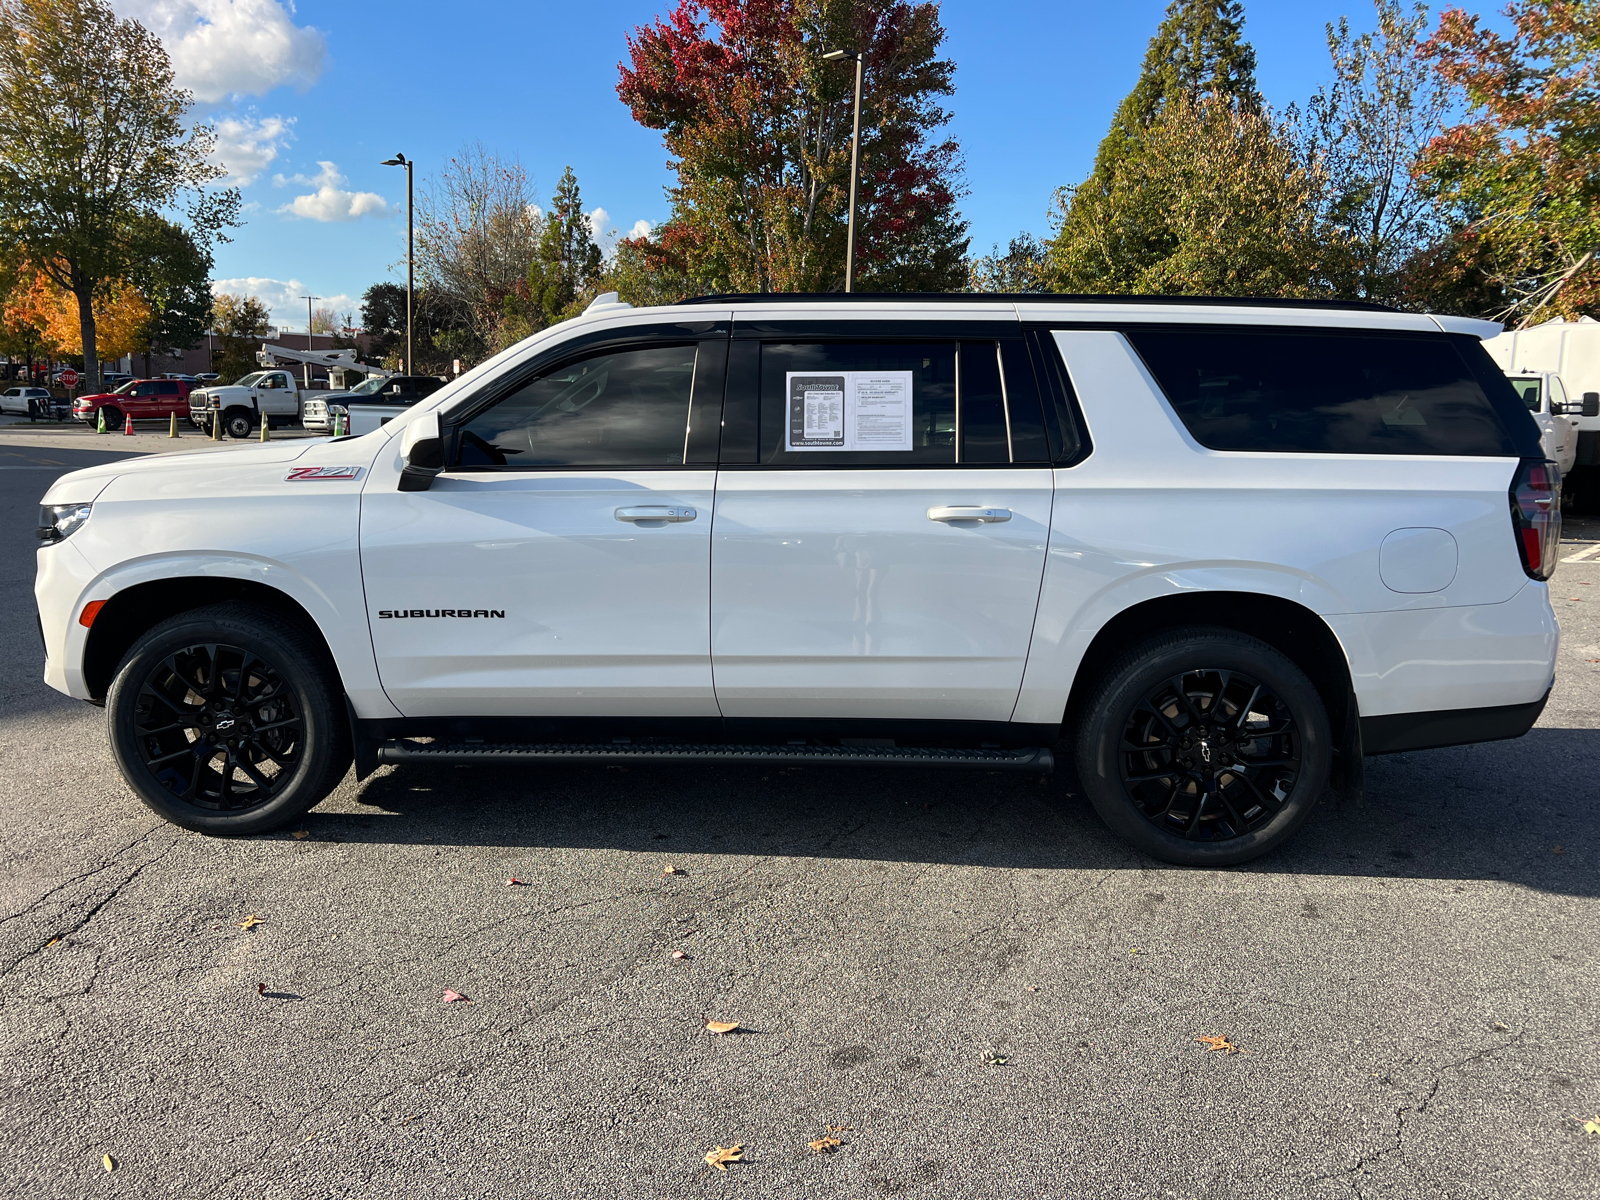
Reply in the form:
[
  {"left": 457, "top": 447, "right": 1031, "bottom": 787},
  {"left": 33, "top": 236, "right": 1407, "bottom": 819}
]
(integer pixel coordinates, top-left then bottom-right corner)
[
  {"left": 1513, "top": 379, "right": 1542, "bottom": 413},
  {"left": 456, "top": 344, "right": 697, "bottom": 468},
  {"left": 1127, "top": 328, "right": 1518, "bottom": 456},
  {"left": 1550, "top": 376, "right": 1568, "bottom": 411},
  {"left": 960, "top": 342, "right": 1009, "bottom": 463},
  {"left": 758, "top": 342, "right": 956, "bottom": 465}
]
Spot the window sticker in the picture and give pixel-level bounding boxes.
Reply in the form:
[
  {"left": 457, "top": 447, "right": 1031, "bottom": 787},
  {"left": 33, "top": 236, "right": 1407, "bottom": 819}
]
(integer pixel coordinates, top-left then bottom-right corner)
[{"left": 785, "top": 370, "right": 913, "bottom": 452}]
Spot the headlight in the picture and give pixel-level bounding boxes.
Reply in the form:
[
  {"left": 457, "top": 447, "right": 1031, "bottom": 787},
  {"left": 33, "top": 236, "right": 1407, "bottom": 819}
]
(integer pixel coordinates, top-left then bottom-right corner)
[
  {"left": 328, "top": 404, "right": 348, "bottom": 416},
  {"left": 38, "top": 503, "right": 93, "bottom": 542}
]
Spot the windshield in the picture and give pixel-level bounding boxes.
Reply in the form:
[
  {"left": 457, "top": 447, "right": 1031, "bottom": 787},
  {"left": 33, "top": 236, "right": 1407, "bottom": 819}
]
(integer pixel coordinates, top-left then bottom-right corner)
[
  {"left": 233, "top": 372, "right": 266, "bottom": 388},
  {"left": 349, "top": 376, "right": 391, "bottom": 395},
  {"left": 111, "top": 380, "right": 139, "bottom": 395},
  {"left": 1511, "top": 378, "right": 1542, "bottom": 413}
]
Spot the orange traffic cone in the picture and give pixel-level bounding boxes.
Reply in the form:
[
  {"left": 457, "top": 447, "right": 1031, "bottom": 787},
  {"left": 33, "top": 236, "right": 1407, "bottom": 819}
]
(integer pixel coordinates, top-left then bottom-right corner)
[{"left": 123, "top": 411, "right": 134, "bottom": 435}]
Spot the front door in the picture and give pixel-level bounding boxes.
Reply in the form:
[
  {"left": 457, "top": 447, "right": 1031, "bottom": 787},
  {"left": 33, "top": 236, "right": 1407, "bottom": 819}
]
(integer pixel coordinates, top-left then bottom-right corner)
[
  {"left": 362, "top": 339, "right": 721, "bottom": 717},
  {"left": 711, "top": 335, "right": 1053, "bottom": 723}
]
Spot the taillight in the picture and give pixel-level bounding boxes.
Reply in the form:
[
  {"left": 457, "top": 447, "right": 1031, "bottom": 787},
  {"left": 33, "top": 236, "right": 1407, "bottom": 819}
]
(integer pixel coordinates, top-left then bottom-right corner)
[{"left": 1510, "top": 459, "right": 1561, "bottom": 581}]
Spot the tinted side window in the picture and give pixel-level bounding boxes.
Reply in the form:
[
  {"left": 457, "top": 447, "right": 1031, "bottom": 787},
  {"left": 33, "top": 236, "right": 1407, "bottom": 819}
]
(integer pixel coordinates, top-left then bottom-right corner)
[
  {"left": 1127, "top": 328, "right": 1519, "bottom": 456},
  {"left": 456, "top": 344, "right": 697, "bottom": 468},
  {"left": 759, "top": 342, "right": 955, "bottom": 466},
  {"left": 1512, "top": 379, "right": 1542, "bottom": 413},
  {"left": 959, "top": 342, "right": 1008, "bottom": 463}
]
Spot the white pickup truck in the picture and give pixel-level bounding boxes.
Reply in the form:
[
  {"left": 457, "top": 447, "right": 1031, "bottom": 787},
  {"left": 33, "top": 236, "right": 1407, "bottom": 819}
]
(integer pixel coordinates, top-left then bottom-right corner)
[{"left": 188, "top": 370, "right": 322, "bottom": 438}]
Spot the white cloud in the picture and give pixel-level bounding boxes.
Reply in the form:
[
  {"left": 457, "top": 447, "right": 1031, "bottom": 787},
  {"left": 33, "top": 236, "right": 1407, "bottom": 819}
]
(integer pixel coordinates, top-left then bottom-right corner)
[
  {"left": 276, "top": 162, "right": 389, "bottom": 222},
  {"left": 212, "top": 277, "right": 359, "bottom": 329},
  {"left": 208, "top": 113, "right": 293, "bottom": 186},
  {"left": 586, "top": 208, "right": 654, "bottom": 247},
  {"left": 626, "top": 219, "right": 654, "bottom": 240},
  {"left": 116, "top": 0, "right": 327, "bottom": 103}
]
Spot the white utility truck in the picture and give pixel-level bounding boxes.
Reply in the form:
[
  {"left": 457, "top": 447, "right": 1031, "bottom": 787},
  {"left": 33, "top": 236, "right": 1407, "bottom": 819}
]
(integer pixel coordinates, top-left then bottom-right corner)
[
  {"left": 1484, "top": 318, "right": 1600, "bottom": 510},
  {"left": 188, "top": 346, "right": 396, "bottom": 438}
]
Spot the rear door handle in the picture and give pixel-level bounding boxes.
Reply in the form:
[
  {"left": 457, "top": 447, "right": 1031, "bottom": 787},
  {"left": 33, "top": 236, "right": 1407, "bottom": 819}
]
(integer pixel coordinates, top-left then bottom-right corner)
[
  {"left": 928, "top": 505, "right": 1011, "bottom": 524},
  {"left": 615, "top": 506, "right": 697, "bottom": 523}
]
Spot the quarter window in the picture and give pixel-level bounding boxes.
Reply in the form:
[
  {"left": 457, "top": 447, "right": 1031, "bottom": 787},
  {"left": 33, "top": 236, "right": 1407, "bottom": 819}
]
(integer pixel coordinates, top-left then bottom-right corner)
[
  {"left": 456, "top": 344, "right": 698, "bottom": 468},
  {"left": 1127, "top": 328, "right": 1519, "bottom": 457}
]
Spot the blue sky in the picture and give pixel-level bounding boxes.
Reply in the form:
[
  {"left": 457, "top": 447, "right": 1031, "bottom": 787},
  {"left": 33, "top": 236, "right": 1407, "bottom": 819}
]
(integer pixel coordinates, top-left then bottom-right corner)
[{"left": 117, "top": 1, "right": 1503, "bottom": 329}]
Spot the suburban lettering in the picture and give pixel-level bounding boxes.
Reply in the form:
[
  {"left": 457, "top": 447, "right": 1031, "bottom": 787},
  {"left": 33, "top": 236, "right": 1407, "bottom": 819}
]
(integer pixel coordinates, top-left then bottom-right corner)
[{"left": 375, "top": 608, "right": 506, "bottom": 619}]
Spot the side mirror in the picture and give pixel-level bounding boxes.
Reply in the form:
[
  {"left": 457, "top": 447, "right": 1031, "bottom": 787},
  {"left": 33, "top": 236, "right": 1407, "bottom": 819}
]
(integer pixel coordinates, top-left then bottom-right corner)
[
  {"left": 398, "top": 409, "right": 444, "bottom": 492},
  {"left": 1585, "top": 392, "right": 1600, "bottom": 418}
]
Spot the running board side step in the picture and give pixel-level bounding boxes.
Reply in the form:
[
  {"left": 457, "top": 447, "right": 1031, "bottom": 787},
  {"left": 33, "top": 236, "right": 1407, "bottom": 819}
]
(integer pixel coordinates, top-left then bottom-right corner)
[{"left": 375, "top": 740, "right": 1054, "bottom": 773}]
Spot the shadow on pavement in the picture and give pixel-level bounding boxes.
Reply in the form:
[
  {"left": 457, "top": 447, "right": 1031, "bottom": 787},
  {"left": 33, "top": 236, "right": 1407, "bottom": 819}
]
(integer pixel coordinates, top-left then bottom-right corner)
[{"left": 293, "top": 725, "right": 1599, "bottom": 897}]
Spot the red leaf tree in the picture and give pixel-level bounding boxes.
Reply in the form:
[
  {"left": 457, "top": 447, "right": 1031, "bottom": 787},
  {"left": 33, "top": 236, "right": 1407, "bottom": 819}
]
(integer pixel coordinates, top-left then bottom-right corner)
[{"left": 616, "top": 0, "right": 968, "bottom": 296}]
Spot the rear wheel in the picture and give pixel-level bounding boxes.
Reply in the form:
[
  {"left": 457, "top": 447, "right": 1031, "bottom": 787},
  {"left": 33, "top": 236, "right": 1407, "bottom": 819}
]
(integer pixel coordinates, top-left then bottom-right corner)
[
  {"left": 1074, "top": 626, "right": 1331, "bottom": 866},
  {"left": 106, "top": 603, "right": 351, "bottom": 834}
]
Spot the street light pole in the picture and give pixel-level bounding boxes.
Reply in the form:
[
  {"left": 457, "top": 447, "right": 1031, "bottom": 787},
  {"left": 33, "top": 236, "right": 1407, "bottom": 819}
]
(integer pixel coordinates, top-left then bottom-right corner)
[
  {"left": 822, "top": 48, "right": 864, "bottom": 293},
  {"left": 381, "top": 152, "right": 414, "bottom": 371},
  {"left": 300, "top": 294, "right": 320, "bottom": 388}
]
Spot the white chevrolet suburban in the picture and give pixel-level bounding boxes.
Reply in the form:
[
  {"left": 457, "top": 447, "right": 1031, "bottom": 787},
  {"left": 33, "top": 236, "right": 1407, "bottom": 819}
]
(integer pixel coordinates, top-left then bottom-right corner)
[{"left": 34, "top": 294, "right": 1561, "bottom": 866}]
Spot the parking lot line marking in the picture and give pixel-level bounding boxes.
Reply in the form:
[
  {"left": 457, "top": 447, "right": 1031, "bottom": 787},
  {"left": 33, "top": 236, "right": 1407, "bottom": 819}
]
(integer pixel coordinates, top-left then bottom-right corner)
[{"left": 1560, "top": 544, "right": 1600, "bottom": 563}]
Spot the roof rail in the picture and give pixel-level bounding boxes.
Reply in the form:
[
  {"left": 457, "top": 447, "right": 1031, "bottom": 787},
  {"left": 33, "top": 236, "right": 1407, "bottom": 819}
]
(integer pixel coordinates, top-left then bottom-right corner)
[{"left": 677, "top": 291, "right": 1399, "bottom": 313}]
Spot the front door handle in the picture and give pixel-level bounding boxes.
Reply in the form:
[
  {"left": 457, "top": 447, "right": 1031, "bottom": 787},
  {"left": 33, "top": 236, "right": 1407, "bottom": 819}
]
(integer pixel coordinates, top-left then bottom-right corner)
[
  {"left": 615, "top": 506, "right": 697, "bottom": 523},
  {"left": 928, "top": 505, "right": 1011, "bottom": 524}
]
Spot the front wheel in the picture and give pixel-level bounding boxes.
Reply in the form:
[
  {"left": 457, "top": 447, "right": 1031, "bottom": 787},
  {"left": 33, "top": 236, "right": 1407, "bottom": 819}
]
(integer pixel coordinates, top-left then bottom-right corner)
[
  {"left": 106, "top": 603, "right": 352, "bottom": 834},
  {"left": 1074, "top": 626, "right": 1331, "bottom": 867},
  {"left": 223, "top": 409, "right": 254, "bottom": 439}
]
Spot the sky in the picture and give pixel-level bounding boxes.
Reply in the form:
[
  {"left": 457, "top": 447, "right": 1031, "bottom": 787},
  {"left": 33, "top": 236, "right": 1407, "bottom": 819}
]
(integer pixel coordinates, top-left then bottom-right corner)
[{"left": 114, "top": 0, "right": 1508, "bottom": 331}]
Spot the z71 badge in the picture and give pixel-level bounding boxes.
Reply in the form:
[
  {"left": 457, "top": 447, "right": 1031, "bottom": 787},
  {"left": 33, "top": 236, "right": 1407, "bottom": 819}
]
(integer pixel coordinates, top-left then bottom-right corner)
[{"left": 285, "top": 465, "right": 363, "bottom": 481}]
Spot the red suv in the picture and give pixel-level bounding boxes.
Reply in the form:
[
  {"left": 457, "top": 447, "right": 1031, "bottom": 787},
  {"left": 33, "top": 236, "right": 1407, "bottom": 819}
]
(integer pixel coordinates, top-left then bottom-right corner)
[{"left": 73, "top": 378, "right": 194, "bottom": 427}]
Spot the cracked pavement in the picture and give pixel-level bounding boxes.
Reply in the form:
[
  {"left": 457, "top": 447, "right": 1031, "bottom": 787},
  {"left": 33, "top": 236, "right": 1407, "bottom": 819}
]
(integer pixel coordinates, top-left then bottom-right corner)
[{"left": 1, "top": 442, "right": 1596, "bottom": 1199}]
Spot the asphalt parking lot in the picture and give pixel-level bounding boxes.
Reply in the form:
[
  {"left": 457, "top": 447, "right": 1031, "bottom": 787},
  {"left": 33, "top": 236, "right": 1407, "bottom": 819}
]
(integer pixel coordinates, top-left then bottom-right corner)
[{"left": 0, "top": 435, "right": 1596, "bottom": 1200}]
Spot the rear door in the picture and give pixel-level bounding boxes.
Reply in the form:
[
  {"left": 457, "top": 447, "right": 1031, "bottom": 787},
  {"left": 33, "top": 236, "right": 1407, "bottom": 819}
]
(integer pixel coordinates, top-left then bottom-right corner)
[
  {"left": 362, "top": 328, "right": 729, "bottom": 717},
  {"left": 710, "top": 324, "right": 1055, "bottom": 722}
]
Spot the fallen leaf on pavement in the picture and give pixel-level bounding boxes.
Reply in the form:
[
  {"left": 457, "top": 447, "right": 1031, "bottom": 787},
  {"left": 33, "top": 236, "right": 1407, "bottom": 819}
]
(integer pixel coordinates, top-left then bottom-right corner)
[
  {"left": 256, "top": 983, "right": 266, "bottom": 996},
  {"left": 45, "top": 938, "right": 59, "bottom": 948},
  {"left": 662, "top": 864, "right": 683, "bottom": 876},
  {"left": 1553, "top": 846, "right": 1565, "bottom": 854},
  {"left": 672, "top": 950, "right": 690, "bottom": 960},
  {"left": 1584, "top": 1116, "right": 1600, "bottom": 1137},
  {"left": 238, "top": 914, "right": 262, "bottom": 930},
  {"left": 1493, "top": 1021, "right": 1510, "bottom": 1031},
  {"left": 984, "top": 1053, "right": 1009, "bottom": 1065},
  {"left": 1026, "top": 985, "right": 1039, "bottom": 992},
  {"left": 102, "top": 1154, "right": 115, "bottom": 1172},
  {"left": 704, "top": 1143, "right": 743, "bottom": 1171},
  {"left": 442, "top": 989, "right": 470, "bottom": 1003},
  {"left": 1197, "top": 1035, "right": 1245, "bottom": 1054},
  {"left": 808, "top": 1135, "right": 841, "bottom": 1153},
  {"left": 290, "top": 830, "right": 310, "bottom": 840},
  {"left": 705, "top": 1020, "right": 739, "bottom": 1034},
  {"left": 506, "top": 878, "right": 525, "bottom": 886}
]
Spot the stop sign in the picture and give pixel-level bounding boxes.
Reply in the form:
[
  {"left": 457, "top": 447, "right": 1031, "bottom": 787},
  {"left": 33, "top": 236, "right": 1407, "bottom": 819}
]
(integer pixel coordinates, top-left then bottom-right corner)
[{"left": 59, "top": 369, "right": 79, "bottom": 389}]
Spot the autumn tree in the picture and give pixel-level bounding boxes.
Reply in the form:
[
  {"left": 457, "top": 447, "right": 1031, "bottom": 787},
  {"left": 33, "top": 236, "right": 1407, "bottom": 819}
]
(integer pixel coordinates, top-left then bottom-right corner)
[
  {"left": 129, "top": 217, "right": 213, "bottom": 376},
  {"left": 416, "top": 145, "right": 543, "bottom": 360},
  {"left": 0, "top": 0, "right": 236, "bottom": 391},
  {"left": 618, "top": 0, "right": 969, "bottom": 294},
  {"left": 1421, "top": 0, "right": 1600, "bottom": 323},
  {"left": 210, "top": 293, "right": 272, "bottom": 383}
]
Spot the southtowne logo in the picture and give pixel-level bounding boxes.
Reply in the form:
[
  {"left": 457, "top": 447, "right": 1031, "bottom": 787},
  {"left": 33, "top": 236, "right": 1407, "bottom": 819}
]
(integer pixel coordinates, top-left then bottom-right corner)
[{"left": 377, "top": 609, "right": 507, "bottom": 619}]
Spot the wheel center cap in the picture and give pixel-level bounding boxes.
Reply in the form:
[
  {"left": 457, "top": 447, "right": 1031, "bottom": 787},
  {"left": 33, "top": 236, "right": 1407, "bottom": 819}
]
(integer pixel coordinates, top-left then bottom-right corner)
[{"left": 214, "top": 714, "right": 237, "bottom": 732}]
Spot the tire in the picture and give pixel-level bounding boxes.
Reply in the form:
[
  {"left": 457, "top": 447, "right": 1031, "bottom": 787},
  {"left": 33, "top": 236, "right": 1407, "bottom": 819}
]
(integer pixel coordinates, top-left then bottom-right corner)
[
  {"left": 106, "top": 603, "right": 352, "bottom": 835},
  {"left": 1074, "top": 625, "right": 1331, "bottom": 867},
  {"left": 101, "top": 406, "right": 122, "bottom": 428},
  {"left": 223, "top": 409, "right": 254, "bottom": 440}
]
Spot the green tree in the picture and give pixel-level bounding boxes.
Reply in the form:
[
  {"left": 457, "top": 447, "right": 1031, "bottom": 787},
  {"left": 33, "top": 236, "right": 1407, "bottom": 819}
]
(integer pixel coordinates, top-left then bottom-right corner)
[
  {"left": 618, "top": 0, "right": 969, "bottom": 294},
  {"left": 210, "top": 293, "right": 272, "bottom": 383},
  {"left": 1049, "top": 0, "right": 1259, "bottom": 289},
  {"left": 524, "top": 166, "right": 604, "bottom": 328},
  {"left": 129, "top": 217, "right": 212, "bottom": 377},
  {"left": 360, "top": 283, "right": 407, "bottom": 363},
  {"left": 1051, "top": 95, "right": 1342, "bottom": 297},
  {"left": 1421, "top": 0, "right": 1600, "bottom": 323},
  {"left": 967, "top": 233, "right": 1050, "bottom": 293},
  {"left": 1305, "top": 1, "right": 1454, "bottom": 306},
  {"left": 0, "top": 0, "right": 237, "bottom": 391}
]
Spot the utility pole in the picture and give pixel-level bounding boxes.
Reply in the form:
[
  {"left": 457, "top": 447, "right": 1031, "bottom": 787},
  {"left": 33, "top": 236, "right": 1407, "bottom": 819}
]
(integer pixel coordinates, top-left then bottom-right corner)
[
  {"left": 381, "top": 152, "right": 414, "bottom": 371},
  {"left": 822, "top": 48, "right": 865, "bottom": 293},
  {"left": 300, "top": 295, "right": 320, "bottom": 388}
]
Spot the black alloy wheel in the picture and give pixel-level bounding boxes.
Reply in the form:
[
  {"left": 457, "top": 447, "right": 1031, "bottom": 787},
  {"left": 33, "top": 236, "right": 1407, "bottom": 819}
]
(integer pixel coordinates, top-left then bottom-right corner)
[
  {"left": 132, "top": 642, "right": 303, "bottom": 812},
  {"left": 1075, "top": 627, "right": 1331, "bottom": 866},
  {"left": 1117, "top": 669, "right": 1300, "bottom": 842},
  {"left": 108, "top": 603, "right": 351, "bottom": 834},
  {"left": 224, "top": 409, "right": 253, "bottom": 439},
  {"left": 101, "top": 406, "right": 122, "bottom": 429}
]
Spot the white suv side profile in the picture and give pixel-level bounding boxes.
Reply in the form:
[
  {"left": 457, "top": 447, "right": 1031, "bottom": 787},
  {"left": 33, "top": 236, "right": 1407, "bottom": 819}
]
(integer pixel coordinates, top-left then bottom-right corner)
[{"left": 34, "top": 294, "right": 1561, "bottom": 865}]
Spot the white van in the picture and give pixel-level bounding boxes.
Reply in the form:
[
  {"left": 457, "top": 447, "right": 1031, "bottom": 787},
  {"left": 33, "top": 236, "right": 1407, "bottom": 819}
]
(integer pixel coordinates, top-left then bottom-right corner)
[{"left": 34, "top": 294, "right": 1560, "bottom": 865}]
